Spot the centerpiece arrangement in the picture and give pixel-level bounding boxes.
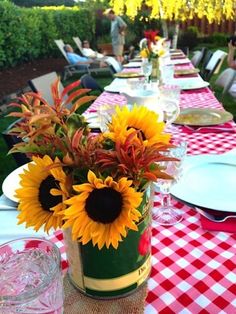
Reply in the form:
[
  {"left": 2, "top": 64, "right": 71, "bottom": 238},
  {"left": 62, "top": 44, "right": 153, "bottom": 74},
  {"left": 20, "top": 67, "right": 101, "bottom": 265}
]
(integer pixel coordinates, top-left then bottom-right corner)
[
  {"left": 140, "top": 30, "right": 166, "bottom": 80},
  {"left": 6, "top": 78, "right": 174, "bottom": 298}
]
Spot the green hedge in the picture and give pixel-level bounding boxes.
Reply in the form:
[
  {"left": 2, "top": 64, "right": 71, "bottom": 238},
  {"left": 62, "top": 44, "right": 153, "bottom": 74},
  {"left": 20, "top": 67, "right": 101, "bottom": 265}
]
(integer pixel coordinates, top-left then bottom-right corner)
[{"left": 0, "top": 2, "right": 95, "bottom": 69}]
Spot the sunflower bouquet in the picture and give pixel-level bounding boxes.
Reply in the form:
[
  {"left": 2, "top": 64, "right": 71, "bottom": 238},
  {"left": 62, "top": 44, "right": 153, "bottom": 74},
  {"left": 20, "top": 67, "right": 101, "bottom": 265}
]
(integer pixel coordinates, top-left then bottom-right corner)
[{"left": 7, "top": 78, "right": 174, "bottom": 251}]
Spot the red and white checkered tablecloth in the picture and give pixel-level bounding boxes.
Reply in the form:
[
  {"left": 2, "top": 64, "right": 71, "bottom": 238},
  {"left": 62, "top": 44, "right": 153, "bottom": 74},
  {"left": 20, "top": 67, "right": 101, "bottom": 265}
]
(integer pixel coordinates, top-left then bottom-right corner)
[{"left": 48, "top": 62, "right": 236, "bottom": 313}]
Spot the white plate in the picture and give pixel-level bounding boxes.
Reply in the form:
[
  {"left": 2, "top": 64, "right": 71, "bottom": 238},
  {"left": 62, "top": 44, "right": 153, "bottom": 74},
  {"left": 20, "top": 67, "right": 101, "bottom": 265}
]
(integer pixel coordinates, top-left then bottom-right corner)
[
  {"left": 171, "top": 149, "right": 236, "bottom": 212},
  {"left": 2, "top": 163, "right": 30, "bottom": 202},
  {"left": 123, "top": 62, "right": 142, "bottom": 68},
  {"left": 170, "top": 77, "right": 209, "bottom": 90},
  {"left": 104, "top": 84, "right": 126, "bottom": 93},
  {"left": 83, "top": 112, "right": 100, "bottom": 129}
]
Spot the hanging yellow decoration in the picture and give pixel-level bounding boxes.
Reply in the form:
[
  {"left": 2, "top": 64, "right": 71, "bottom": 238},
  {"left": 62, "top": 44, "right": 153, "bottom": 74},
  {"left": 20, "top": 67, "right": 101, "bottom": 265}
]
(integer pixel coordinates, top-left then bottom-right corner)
[{"left": 110, "top": 0, "right": 235, "bottom": 23}]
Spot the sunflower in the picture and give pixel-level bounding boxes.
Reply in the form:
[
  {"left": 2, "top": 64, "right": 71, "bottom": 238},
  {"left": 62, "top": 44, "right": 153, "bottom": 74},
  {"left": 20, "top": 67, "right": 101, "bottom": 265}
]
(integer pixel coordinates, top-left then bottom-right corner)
[
  {"left": 16, "top": 155, "right": 70, "bottom": 233},
  {"left": 63, "top": 170, "right": 143, "bottom": 250},
  {"left": 105, "top": 105, "right": 170, "bottom": 146}
]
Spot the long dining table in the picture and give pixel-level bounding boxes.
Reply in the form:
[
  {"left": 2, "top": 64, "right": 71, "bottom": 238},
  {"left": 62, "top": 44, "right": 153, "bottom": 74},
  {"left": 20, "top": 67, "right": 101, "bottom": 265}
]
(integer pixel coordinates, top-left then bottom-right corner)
[
  {"left": 51, "top": 55, "right": 236, "bottom": 313},
  {"left": 1, "top": 54, "right": 236, "bottom": 312}
]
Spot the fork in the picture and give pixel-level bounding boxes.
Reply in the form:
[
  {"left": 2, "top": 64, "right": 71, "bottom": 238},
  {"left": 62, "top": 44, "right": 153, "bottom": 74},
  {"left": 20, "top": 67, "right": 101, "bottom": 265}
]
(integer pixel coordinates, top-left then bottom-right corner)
[
  {"left": 195, "top": 207, "right": 236, "bottom": 222},
  {"left": 182, "top": 125, "right": 234, "bottom": 133}
]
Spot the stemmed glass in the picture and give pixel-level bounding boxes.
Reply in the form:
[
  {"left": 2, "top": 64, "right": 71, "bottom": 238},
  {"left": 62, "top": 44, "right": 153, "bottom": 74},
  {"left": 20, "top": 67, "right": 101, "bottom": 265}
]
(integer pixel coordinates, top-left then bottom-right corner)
[
  {"left": 141, "top": 60, "right": 153, "bottom": 84},
  {"left": 152, "top": 140, "right": 187, "bottom": 225},
  {"left": 159, "top": 84, "right": 181, "bottom": 131}
]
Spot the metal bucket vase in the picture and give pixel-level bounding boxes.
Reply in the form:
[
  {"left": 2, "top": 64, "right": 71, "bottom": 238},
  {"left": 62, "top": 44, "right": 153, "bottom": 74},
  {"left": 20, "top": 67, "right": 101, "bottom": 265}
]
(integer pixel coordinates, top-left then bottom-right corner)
[{"left": 63, "top": 190, "right": 152, "bottom": 299}]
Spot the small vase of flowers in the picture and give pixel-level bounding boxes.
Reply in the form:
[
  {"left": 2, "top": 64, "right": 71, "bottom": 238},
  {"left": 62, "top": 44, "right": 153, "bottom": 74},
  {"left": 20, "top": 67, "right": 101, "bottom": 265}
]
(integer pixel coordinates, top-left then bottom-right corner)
[{"left": 6, "top": 78, "right": 174, "bottom": 298}]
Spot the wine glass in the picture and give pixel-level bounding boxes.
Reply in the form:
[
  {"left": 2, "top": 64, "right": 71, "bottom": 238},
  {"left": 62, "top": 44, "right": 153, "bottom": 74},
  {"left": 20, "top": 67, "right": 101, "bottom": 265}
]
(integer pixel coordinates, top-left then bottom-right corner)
[
  {"left": 152, "top": 140, "right": 187, "bottom": 226},
  {"left": 141, "top": 60, "right": 153, "bottom": 84},
  {"left": 159, "top": 84, "right": 181, "bottom": 131}
]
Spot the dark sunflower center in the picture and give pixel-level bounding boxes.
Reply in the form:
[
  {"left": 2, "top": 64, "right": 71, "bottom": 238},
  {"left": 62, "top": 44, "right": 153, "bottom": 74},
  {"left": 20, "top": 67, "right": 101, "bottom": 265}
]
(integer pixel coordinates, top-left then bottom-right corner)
[
  {"left": 85, "top": 187, "right": 123, "bottom": 223},
  {"left": 39, "top": 175, "right": 62, "bottom": 211},
  {"left": 127, "top": 126, "right": 146, "bottom": 140}
]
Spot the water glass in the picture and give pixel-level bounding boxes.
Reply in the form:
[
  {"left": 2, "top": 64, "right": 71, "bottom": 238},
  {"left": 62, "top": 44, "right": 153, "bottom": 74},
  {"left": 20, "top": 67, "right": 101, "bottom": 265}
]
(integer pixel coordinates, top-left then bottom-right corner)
[
  {"left": 98, "top": 104, "right": 118, "bottom": 132},
  {"left": 159, "top": 84, "right": 181, "bottom": 127},
  {"left": 152, "top": 140, "right": 187, "bottom": 225},
  {"left": 0, "top": 237, "right": 64, "bottom": 314},
  {"left": 141, "top": 60, "right": 152, "bottom": 83},
  {"left": 160, "top": 65, "right": 174, "bottom": 84}
]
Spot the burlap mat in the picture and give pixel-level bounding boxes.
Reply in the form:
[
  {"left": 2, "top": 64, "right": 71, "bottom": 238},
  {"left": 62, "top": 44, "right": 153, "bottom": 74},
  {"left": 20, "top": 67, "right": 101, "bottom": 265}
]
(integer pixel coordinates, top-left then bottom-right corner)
[{"left": 63, "top": 274, "right": 147, "bottom": 314}]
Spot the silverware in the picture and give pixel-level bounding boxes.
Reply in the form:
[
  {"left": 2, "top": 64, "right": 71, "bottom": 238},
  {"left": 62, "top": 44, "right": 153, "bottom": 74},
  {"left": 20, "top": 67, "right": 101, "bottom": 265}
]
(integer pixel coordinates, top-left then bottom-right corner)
[
  {"left": 182, "top": 125, "right": 235, "bottom": 133},
  {"left": 195, "top": 207, "right": 236, "bottom": 222}
]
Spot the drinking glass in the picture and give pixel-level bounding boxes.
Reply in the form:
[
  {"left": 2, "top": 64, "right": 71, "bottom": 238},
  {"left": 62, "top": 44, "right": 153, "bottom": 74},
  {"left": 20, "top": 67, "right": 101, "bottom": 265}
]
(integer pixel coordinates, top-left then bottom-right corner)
[
  {"left": 152, "top": 141, "right": 187, "bottom": 225},
  {"left": 160, "top": 64, "right": 174, "bottom": 84},
  {"left": 0, "top": 237, "right": 64, "bottom": 314},
  {"left": 98, "top": 104, "right": 116, "bottom": 132},
  {"left": 141, "top": 60, "right": 153, "bottom": 83},
  {"left": 159, "top": 84, "right": 181, "bottom": 130}
]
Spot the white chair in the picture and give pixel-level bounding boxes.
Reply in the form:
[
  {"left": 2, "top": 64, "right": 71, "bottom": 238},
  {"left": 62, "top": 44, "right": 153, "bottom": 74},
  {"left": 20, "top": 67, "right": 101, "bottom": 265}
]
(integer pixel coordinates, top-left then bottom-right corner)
[
  {"left": 191, "top": 50, "right": 203, "bottom": 67},
  {"left": 214, "top": 68, "right": 236, "bottom": 97},
  {"left": 205, "top": 50, "right": 227, "bottom": 75},
  {"left": 55, "top": 39, "right": 113, "bottom": 78},
  {"left": 28, "top": 72, "right": 64, "bottom": 105},
  {"left": 72, "top": 37, "right": 122, "bottom": 73},
  {"left": 54, "top": 39, "right": 89, "bottom": 80},
  {"left": 72, "top": 36, "right": 84, "bottom": 56}
]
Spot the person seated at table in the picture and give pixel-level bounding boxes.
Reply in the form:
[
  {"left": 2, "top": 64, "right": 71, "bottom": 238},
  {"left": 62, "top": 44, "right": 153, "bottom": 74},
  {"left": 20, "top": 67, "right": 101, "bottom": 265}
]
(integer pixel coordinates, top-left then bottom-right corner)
[
  {"left": 227, "top": 36, "right": 236, "bottom": 98},
  {"left": 63, "top": 44, "right": 106, "bottom": 69}
]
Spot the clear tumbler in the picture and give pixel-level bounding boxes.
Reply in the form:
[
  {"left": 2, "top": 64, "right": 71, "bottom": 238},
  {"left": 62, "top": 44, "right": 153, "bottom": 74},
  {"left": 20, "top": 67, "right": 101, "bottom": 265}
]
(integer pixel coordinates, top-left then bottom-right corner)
[{"left": 0, "top": 237, "right": 64, "bottom": 314}]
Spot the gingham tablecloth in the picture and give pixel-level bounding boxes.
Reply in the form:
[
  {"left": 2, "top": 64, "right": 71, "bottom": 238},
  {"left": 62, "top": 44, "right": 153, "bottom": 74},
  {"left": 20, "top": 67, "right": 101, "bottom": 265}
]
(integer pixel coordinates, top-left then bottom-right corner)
[{"left": 48, "top": 62, "right": 236, "bottom": 313}]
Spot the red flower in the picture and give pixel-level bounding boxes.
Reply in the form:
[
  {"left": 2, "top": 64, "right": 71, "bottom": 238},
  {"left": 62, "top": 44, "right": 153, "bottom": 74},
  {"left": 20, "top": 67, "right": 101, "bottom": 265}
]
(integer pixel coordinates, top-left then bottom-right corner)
[
  {"left": 138, "top": 227, "right": 151, "bottom": 256},
  {"left": 144, "top": 30, "right": 159, "bottom": 44}
]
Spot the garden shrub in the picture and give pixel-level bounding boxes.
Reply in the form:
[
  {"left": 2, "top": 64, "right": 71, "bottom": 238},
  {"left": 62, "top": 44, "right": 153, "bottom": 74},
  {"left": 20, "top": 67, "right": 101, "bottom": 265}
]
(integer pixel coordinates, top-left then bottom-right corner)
[
  {"left": 209, "top": 32, "right": 228, "bottom": 47},
  {"left": 0, "top": 2, "right": 95, "bottom": 69},
  {"left": 178, "top": 26, "right": 199, "bottom": 51}
]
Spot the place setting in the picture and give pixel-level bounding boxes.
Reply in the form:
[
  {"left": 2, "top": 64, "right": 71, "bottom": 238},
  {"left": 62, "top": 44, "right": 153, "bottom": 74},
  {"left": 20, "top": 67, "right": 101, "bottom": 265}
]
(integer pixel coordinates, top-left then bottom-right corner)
[
  {"left": 170, "top": 149, "right": 236, "bottom": 232},
  {"left": 173, "top": 108, "right": 235, "bottom": 133}
]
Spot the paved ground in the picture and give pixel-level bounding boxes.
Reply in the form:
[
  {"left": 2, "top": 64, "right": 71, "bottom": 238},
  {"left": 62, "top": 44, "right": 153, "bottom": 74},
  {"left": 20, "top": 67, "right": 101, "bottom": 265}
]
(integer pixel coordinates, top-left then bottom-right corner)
[{"left": 0, "top": 57, "right": 67, "bottom": 107}]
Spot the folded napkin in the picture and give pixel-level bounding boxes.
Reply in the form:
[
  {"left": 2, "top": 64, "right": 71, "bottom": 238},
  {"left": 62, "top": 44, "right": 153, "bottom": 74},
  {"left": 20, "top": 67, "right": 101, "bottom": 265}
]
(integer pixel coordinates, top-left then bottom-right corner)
[
  {"left": 174, "top": 73, "right": 199, "bottom": 79},
  {"left": 200, "top": 215, "right": 236, "bottom": 233},
  {"left": 180, "top": 122, "right": 235, "bottom": 134},
  {"left": 171, "top": 55, "right": 186, "bottom": 60}
]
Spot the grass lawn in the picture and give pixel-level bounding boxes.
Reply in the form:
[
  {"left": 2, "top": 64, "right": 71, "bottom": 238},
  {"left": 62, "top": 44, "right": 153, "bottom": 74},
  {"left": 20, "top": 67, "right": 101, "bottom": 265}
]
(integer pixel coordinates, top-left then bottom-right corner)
[{"left": 0, "top": 52, "right": 235, "bottom": 194}]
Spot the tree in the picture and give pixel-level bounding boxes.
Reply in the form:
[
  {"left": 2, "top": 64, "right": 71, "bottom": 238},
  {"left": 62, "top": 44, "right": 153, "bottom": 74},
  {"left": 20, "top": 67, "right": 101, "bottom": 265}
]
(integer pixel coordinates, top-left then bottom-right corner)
[
  {"left": 110, "top": 0, "right": 235, "bottom": 24},
  {"left": 110, "top": 0, "right": 235, "bottom": 48}
]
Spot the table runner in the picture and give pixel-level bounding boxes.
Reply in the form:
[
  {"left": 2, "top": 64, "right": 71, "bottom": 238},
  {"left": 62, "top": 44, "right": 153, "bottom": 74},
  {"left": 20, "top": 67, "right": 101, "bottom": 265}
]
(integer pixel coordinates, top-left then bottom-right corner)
[{"left": 63, "top": 274, "right": 147, "bottom": 314}]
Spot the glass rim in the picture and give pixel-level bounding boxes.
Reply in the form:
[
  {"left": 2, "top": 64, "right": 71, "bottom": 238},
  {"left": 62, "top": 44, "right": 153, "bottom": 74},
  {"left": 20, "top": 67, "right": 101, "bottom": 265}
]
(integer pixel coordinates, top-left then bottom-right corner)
[{"left": 0, "top": 237, "right": 61, "bottom": 303}]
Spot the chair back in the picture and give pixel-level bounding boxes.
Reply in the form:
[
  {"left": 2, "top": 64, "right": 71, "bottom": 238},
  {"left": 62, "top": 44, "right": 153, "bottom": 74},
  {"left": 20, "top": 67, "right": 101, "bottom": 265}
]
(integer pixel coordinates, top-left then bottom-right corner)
[
  {"left": 80, "top": 74, "right": 103, "bottom": 93},
  {"left": 215, "top": 68, "right": 236, "bottom": 96},
  {"left": 191, "top": 51, "right": 203, "bottom": 67},
  {"left": 72, "top": 37, "right": 84, "bottom": 56},
  {"left": 201, "top": 50, "right": 213, "bottom": 69},
  {"left": 206, "top": 50, "right": 227, "bottom": 74},
  {"left": 28, "top": 72, "right": 64, "bottom": 105},
  {"left": 105, "top": 57, "right": 122, "bottom": 73},
  {"left": 54, "top": 39, "right": 69, "bottom": 62}
]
